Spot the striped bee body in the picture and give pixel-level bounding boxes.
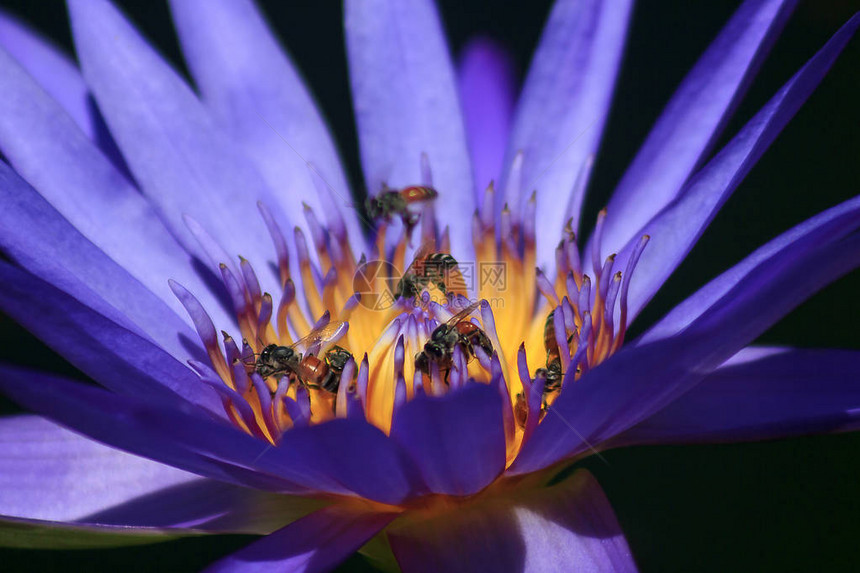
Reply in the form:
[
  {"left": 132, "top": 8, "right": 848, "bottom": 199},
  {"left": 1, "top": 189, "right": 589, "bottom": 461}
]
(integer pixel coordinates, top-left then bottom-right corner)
[
  {"left": 364, "top": 185, "right": 438, "bottom": 239},
  {"left": 397, "top": 251, "right": 463, "bottom": 300}
]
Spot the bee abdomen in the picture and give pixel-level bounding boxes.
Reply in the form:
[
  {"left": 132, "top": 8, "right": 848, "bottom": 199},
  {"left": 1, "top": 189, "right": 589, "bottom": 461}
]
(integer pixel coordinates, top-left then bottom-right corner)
[
  {"left": 399, "top": 186, "right": 438, "bottom": 202},
  {"left": 319, "top": 371, "right": 340, "bottom": 393}
]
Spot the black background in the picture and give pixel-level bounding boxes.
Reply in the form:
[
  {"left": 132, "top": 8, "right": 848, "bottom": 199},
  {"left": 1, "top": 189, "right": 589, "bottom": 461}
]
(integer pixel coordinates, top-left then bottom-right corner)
[{"left": 1, "top": 0, "right": 859, "bottom": 571}]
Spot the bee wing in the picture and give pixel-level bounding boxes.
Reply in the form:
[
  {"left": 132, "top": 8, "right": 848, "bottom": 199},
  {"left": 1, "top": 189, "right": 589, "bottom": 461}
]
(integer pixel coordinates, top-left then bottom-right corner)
[
  {"left": 445, "top": 301, "right": 482, "bottom": 327},
  {"left": 292, "top": 321, "right": 348, "bottom": 355},
  {"left": 402, "top": 239, "right": 436, "bottom": 277}
]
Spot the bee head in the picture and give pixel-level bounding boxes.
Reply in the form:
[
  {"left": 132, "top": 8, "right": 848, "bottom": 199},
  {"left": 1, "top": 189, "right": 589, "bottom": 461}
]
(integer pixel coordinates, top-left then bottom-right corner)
[
  {"left": 425, "top": 341, "right": 446, "bottom": 359},
  {"left": 365, "top": 196, "right": 382, "bottom": 218},
  {"left": 431, "top": 324, "right": 451, "bottom": 342},
  {"left": 258, "top": 344, "right": 277, "bottom": 361},
  {"left": 326, "top": 347, "right": 353, "bottom": 371}
]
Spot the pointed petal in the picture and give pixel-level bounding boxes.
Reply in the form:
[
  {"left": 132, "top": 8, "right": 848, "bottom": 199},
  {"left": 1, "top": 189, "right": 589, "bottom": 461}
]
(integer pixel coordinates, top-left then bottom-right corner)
[
  {"left": 0, "top": 9, "right": 91, "bottom": 139},
  {"left": 0, "top": 164, "right": 215, "bottom": 370},
  {"left": 0, "top": 366, "right": 311, "bottom": 493},
  {"left": 458, "top": 37, "right": 517, "bottom": 192},
  {"left": 389, "top": 470, "right": 636, "bottom": 572},
  {"left": 0, "top": 46, "right": 230, "bottom": 328},
  {"left": 169, "top": 0, "right": 366, "bottom": 253},
  {"left": 67, "top": 0, "right": 286, "bottom": 295},
  {"left": 512, "top": 194, "right": 860, "bottom": 474},
  {"left": 503, "top": 0, "right": 632, "bottom": 268},
  {"left": 596, "top": 0, "right": 796, "bottom": 258},
  {"left": 0, "top": 414, "right": 312, "bottom": 541},
  {"left": 345, "top": 0, "right": 474, "bottom": 258},
  {"left": 270, "top": 419, "right": 420, "bottom": 504},
  {"left": 0, "top": 415, "right": 199, "bottom": 523},
  {"left": 0, "top": 366, "right": 418, "bottom": 502},
  {"left": 0, "top": 9, "right": 130, "bottom": 174},
  {"left": 0, "top": 262, "right": 222, "bottom": 414},
  {"left": 204, "top": 504, "right": 397, "bottom": 573},
  {"left": 390, "top": 383, "right": 505, "bottom": 496},
  {"left": 616, "top": 347, "right": 860, "bottom": 445},
  {"left": 82, "top": 479, "right": 321, "bottom": 535},
  {"left": 641, "top": 193, "right": 860, "bottom": 344},
  {"left": 614, "top": 13, "right": 860, "bottom": 323},
  {"left": 661, "top": 211, "right": 860, "bottom": 376}
]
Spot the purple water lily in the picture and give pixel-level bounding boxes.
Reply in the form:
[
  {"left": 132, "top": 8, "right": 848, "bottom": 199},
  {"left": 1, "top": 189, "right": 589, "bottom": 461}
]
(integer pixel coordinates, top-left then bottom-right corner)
[{"left": 0, "top": 0, "right": 859, "bottom": 571}]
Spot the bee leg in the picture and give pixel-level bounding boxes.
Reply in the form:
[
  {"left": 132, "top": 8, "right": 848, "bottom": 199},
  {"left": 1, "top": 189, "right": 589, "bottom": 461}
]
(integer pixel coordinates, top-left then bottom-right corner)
[
  {"left": 403, "top": 216, "right": 418, "bottom": 245},
  {"left": 293, "top": 373, "right": 307, "bottom": 388}
]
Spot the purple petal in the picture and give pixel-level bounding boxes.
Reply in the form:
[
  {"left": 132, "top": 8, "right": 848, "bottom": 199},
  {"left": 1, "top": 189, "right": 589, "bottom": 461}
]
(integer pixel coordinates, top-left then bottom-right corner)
[
  {"left": 615, "top": 347, "right": 860, "bottom": 445},
  {"left": 614, "top": 13, "right": 860, "bottom": 324},
  {"left": 595, "top": 0, "right": 796, "bottom": 258},
  {"left": 0, "top": 164, "right": 216, "bottom": 367},
  {"left": 502, "top": 0, "right": 632, "bottom": 269},
  {"left": 458, "top": 37, "right": 517, "bottom": 192},
  {"left": 66, "top": 0, "right": 287, "bottom": 296},
  {"left": 0, "top": 415, "right": 198, "bottom": 523},
  {"left": 390, "top": 382, "right": 505, "bottom": 496},
  {"left": 661, "top": 230, "right": 860, "bottom": 377},
  {"left": 512, "top": 193, "right": 860, "bottom": 475},
  {"left": 82, "top": 481, "right": 321, "bottom": 535},
  {"left": 0, "top": 367, "right": 292, "bottom": 490},
  {"left": 0, "top": 9, "right": 91, "bottom": 139},
  {"left": 169, "top": 0, "right": 366, "bottom": 254},
  {"left": 270, "top": 418, "right": 419, "bottom": 504},
  {"left": 641, "top": 194, "right": 860, "bottom": 344},
  {"left": 204, "top": 504, "right": 397, "bottom": 573},
  {"left": 0, "top": 366, "right": 315, "bottom": 493},
  {"left": 345, "top": 0, "right": 475, "bottom": 258},
  {"left": 0, "top": 262, "right": 222, "bottom": 414},
  {"left": 0, "top": 9, "right": 129, "bottom": 174},
  {"left": 389, "top": 469, "right": 635, "bottom": 572},
  {"left": 0, "top": 414, "right": 312, "bottom": 538},
  {"left": 0, "top": 46, "right": 230, "bottom": 329},
  {"left": 0, "top": 366, "right": 418, "bottom": 503}
]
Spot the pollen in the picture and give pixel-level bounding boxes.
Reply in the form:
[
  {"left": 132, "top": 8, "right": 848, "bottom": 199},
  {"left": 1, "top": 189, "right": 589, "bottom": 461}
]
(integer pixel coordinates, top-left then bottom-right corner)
[{"left": 172, "top": 162, "right": 647, "bottom": 464}]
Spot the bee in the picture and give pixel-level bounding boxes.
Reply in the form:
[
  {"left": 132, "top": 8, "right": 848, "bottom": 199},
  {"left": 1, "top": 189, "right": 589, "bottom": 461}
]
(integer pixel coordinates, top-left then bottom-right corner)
[
  {"left": 415, "top": 302, "right": 494, "bottom": 381},
  {"left": 365, "top": 184, "right": 438, "bottom": 238},
  {"left": 395, "top": 242, "right": 465, "bottom": 300},
  {"left": 514, "top": 391, "right": 530, "bottom": 429},
  {"left": 534, "top": 308, "right": 578, "bottom": 408},
  {"left": 291, "top": 345, "right": 355, "bottom": 393},
  {"left": 253, "top": 321, "right": 354, "bottom": 393},
  {"left": 535, "top": 309, "right": 564, "bottom": 390},
  {"left": 512, "top": 310, "right": 581, "bottom": 430}
]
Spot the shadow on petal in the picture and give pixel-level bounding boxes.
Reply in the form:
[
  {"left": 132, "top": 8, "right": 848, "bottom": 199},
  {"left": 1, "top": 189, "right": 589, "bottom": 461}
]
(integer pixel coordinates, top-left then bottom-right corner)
[
  {"left": 387, "top": 469, "right": 635, "bottom": 572},
  {"left": 81, "top": 479, "right": 323, "bottom": 535},
  {"left": 204, "top": 503, "right": 398, "bottom": 573}
]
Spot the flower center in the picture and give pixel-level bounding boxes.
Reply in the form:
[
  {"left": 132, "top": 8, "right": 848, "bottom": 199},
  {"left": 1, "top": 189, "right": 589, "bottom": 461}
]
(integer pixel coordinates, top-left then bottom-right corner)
[{"left": 172, "top": 180, "right": 647, "bottom": 465}]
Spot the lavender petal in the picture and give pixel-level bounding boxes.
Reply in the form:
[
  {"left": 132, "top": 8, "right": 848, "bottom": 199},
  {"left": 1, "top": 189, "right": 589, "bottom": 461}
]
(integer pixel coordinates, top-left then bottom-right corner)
[{"left": 345, "top": 0, "right": 475, "bottom": 259}]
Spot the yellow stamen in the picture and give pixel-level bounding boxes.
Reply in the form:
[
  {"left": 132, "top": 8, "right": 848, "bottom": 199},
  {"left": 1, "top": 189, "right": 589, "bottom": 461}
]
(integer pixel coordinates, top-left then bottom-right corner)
[{"left": 187, "top": 199, "right": 645, "bottom": 463}]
